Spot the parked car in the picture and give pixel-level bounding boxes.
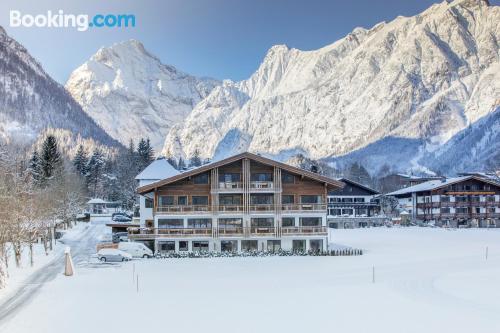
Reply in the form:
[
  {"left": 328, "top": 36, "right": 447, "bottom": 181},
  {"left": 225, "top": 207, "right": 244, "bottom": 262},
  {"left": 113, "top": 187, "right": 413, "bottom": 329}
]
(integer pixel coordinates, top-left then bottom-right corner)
[
  {"left": 112, "top": 232, "right": 129, "bottom": 243},
  {"left": 118, "top": 242, "right": 153, "bottom": 258},
  {"left": 113, "top": 215, "right": 132, "bottom": 222},
  {"left": 97, "top": 248, "right": 132, "bottom": 262},
  {"left": 112, "top": 212, "right": 132, "bottom": 219}
]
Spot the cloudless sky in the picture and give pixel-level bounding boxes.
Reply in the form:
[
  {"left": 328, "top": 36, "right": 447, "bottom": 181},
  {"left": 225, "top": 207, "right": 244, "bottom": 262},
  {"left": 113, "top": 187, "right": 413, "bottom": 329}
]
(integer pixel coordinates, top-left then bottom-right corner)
[{"left": 1, "top": 0, "right": 498, "bottom": 83}]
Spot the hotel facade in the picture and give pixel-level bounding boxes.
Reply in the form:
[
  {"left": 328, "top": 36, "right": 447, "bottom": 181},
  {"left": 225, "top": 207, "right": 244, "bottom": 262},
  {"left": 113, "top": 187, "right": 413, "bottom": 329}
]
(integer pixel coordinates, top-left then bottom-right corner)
[{"left": 131, "top": 152, "right": 344, "bottom": 253}]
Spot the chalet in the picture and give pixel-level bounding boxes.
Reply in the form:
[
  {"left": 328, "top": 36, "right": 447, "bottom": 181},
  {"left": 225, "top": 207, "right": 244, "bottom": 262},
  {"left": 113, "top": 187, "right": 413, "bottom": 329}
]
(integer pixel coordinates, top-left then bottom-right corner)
[
  {"left": 132, "top": 152, "right": 344, "bottom": 253},
  {"left": 327, "top": 178, "right": 383, "bottom": 228},
  {"left": 387, "top": 176, "right": 500, "bottom": 227}
]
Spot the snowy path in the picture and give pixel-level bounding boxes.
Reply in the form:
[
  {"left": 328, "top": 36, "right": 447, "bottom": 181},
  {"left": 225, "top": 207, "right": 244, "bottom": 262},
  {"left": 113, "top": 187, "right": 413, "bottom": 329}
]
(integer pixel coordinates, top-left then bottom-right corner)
[{"left": 0, "top": 223, "right": 105, "bottom": 324}]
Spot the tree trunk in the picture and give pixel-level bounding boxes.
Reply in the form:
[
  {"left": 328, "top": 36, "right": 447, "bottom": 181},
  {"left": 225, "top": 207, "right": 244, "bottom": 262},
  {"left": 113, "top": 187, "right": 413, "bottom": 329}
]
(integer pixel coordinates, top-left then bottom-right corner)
[
  {"left": 29, "top": 242, "right": 34, "bottom": 267},
  {"left": 43, "top": 236, "right": 49, "bottom": 256},
  {"left": 13, "top": 242, "right": 21, "bottom": 268},
  {"left": 0, "top": 256, "right": 8, "bottom": 289}
]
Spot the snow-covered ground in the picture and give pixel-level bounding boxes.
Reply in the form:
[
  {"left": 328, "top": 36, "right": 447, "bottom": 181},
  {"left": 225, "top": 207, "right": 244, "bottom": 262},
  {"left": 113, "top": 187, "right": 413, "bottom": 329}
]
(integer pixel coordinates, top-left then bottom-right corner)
[
  {"left": 2, "top": 227, "right": 500, "bottom": 333},
  {"left": 0, "top": 223, "right": 89, "bottom": 302}
]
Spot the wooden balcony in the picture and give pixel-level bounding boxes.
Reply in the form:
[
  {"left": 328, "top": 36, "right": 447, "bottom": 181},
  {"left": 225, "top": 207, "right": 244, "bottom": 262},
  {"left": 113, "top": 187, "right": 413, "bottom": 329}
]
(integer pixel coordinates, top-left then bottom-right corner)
[
  {"left": 217, "top": 182, "right": 243, "bottom": 192},
  {"left": 129, "top": 227, "right": 212, "bottom": 239},
  {"left": 281, "top": 226, "right": 327, "bottom": 235},
  {"left": 250, "top": 181, "right": 274, "bottom": 191},
  {"left": 156, "top": 205, "right": 211, "bottom": 214},
  {"left": 282, "top": 203, "right": 327, "bottom": 212},
  {"left": 218, "top": 205, "right": 244, "bottom": 213}
]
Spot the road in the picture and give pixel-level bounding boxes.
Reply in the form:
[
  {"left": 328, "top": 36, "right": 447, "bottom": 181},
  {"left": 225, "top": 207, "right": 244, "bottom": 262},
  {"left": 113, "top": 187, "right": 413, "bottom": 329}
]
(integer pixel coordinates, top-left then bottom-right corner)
[{"left": 0, "top": 223, "right": 104, "bottom": 324}]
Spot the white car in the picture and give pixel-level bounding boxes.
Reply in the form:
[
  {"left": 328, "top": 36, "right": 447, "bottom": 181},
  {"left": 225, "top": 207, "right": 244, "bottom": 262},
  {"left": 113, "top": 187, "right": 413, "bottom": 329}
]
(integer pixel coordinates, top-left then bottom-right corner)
[
  {"left": 97, "top": 248, "right": 132, "bottom": 262},
  {"left": 118, "top": 242, "right": 153, "bottom": 258}
]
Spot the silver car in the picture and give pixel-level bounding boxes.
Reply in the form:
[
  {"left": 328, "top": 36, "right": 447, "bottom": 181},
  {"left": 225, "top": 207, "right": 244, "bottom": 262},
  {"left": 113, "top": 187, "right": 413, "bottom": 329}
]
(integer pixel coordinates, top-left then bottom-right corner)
[{"left": 97, "top": 248, "right": 132, "bottom": 262}]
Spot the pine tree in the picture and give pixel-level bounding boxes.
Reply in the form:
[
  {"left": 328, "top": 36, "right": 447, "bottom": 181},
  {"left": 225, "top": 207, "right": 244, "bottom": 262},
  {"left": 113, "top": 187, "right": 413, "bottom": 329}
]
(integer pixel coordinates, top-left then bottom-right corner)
[
  {"left": 73, "top": 145, "right": 88, "bottom": 176},
  {"left": 189, "top": 149, "right": 202, "bottom": 167},
  {"left": 86, "top": 149, "right": 105, "bottom": 197},
  {"left": 177, "top": 157, "right": 186, "bottom": 170},
  {"left": 137, "top": 137, "right": 154, "bottom": 171},
  {"left": 28, "top": 150, "right": 43, "bottom": 186},
  {"left": 40, "top": 135, "right": 62, "bottom": 185}
]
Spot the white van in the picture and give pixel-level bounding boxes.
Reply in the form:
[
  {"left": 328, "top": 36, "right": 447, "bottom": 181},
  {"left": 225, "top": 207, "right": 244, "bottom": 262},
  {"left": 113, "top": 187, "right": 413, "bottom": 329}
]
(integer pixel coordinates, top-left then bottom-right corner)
[{"left": 118, "top": 242, "right": 153, "bottom": 258}]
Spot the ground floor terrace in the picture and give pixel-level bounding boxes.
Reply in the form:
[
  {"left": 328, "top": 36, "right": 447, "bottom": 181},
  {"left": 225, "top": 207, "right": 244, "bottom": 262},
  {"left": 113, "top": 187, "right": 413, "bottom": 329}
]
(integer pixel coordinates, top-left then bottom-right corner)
[
  {"left": 416, "top": 215, "right": 500, "bottom": 228},
  {"left": 3, "top": 226, "right": 500, "bottom": 333}
]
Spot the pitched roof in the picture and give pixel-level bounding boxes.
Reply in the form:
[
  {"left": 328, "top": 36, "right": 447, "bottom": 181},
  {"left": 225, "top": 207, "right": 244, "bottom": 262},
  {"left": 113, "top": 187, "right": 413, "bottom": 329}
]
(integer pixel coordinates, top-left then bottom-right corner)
[
  {"left": 137, "top": 152, "right": 344, "bottom": 194},
  {"left": 333, "top": 178, "right": 380, "bottom": 195},
  {"left": 386, "top": 176, "right": 500, "bottom": 196},
  {"left": 135, "top": 158, "right": 179, "bottom": 181}
]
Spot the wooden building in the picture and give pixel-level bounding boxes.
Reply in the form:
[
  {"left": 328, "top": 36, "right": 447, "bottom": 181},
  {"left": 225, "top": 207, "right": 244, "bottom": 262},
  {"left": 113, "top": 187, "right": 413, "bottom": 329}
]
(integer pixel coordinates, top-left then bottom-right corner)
[
  {"left": 387, "top": 176, "right": 500, "bottom": 227},
  {"left": 132, "top": 152, "right": 344, "bottom": 253}
]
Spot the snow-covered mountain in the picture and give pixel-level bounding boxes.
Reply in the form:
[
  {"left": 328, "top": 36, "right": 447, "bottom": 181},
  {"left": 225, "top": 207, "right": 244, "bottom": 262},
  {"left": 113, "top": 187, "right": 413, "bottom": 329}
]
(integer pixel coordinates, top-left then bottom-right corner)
[
  {"left": 66, "top": 40, "right": 220, "bottom": 151},
  {"left": 162, "top": 0, "right": 499, "bottom": 174},
  {"left": 0, "top": 26, "right": 118, "bottom": 148}
]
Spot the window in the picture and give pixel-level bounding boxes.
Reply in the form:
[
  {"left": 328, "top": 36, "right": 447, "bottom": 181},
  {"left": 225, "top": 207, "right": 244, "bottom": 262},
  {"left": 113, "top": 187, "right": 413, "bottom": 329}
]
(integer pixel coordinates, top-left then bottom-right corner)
[
  {"left": 177, "top": 196, "right": 187, "bottom": 205},
  {"left": 159, "top": 195, "right": 174, "bottom": 206},
  {"left": 281, "top": 172, "right": 294, "bottom": 184},
  {"left": 282, "top": 195, "right": 294, "bottom": 204},
  {"left": 267, "top": 240, "right": 281, "bottom": 252},
  {"left": 145, "top": 198, "right": 153, "bottom": 208},
  {"left": 342, "top": 209, "right": 354, "bottom": 216},
  {"left": 441, "top": 208, "right": 450, "bottom": 214},
  {"left": 192, "top": 196, "right": 208, "bottom": 205},
  {"left": 282, "top": 217, "right": 295, "bottom": 227},
  {"left": 486, "top": 196, "right": 495, "bottom": 202},
  {"left": 309, "top": 239, "right": 323, "bottom": 252},
  {"left": 219, "top": 194, "right": 242, "bottom": 205},
  {"left": 292, "top": 240, "right": 306, "bottom": 252},
  {"left": 158, "top": 219, "right": 183, "bottom": 229},
  {"left": 179, "top": 241, "right": 188, "bottom": 251},
  {"left": 159, "top": 241, "right": 175, "bottom": 253},
  {"left": 301, "top": 195, "right": 320, "bottom": 204},
  {"left": 456, "top": 196, "right": 467, "bottom": 202},
  {"left": 218, "top": 218, "right": 243, "bottom": 229},
  {"left": 354, "top": 198, "right": 365, "bottom": 203},
  {"left": 193, "top": 173, "right": 209, "bottom": 184},
  {"left": 251, "top": 218, "right": 274, "bottom": 227},
  {"left": 219, "top": 173, "right": 241, "bottom": 182},
  {"left": 251, "top": 194, "right": 273, "bottom": 205},
  {"left": 192, "top": 241, "right": 209, "bottom": 252},
  {"left": 251, "top": 173, "right": 272, "bottom": 181},
  {"left": 328, "top": 209, "right": 342, "bottom": 216},
  {"left": 470, "top": 196, "right": 480, "bottom": 202},
  {"left": 341, "top": 198, "right": 354, "bottom": 203},
  {"left": 300, "top": 217, "right": 321, "bottom": 226},
  {"left": 441, "top": 196, "right": 450, "bottom": 203},
  {"left": 241, "top": 240, "right": 258, "bottom": 251},
  {"left": 221, "top": 240, "right": 238, "bottom": 252},
  {"left": 456, "top": 207, "right": 469, "bottom": 214},
  {"left": 187, "top": 218, "right": 212, "bottom": 228}
]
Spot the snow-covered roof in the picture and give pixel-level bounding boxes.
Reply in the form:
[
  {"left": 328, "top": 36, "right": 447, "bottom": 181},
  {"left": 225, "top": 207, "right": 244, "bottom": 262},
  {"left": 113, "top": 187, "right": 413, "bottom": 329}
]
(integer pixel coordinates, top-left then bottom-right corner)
[
  {"left": 135, "top": 158, "right": 179, "bottom": 181},
  {"left": 87, "top": 198, "right": 108, "bottom": 204},
  {"left": 387, "top": 176, "right": 500, "bottom": 196}
]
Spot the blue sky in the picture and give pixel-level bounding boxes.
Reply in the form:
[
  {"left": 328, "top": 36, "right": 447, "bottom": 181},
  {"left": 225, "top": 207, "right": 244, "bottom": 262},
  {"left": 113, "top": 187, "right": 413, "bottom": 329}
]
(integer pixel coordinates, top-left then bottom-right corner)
[{"left": 1, "top": 0, "right": 498, "bottom": 83}]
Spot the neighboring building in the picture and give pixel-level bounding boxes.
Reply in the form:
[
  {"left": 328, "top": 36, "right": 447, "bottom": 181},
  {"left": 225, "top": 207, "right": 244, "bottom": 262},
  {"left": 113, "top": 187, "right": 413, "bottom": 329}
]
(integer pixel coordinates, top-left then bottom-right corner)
[
  {"left": 378, "top": 173, "right": 443, "bottom": 194},
  {"left": 131, "top": 152, "right": 344, "bottom": 253},
  {"left": 135, "top": 158, "right": 179, "bottom": 228},
  {"left": 327, "top": 178, "right": 383, "bottom": 228},
  {"left": 387, "top": 176, "right": 500, "bottom": 227},
  {"left": 87, "top": 198, "right": 121, "bottom": 223}
]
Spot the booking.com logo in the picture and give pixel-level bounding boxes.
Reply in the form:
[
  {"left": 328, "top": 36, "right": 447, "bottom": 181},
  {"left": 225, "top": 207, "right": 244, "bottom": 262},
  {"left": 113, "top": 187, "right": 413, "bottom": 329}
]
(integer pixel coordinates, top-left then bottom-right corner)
[{"left": 9, "top": 10, "right": 136, "bottom": 32}]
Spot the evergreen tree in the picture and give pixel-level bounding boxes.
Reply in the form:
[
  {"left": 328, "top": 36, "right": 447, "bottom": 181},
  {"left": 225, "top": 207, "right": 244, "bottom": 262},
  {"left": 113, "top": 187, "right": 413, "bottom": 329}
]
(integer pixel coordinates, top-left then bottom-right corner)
[
  {"left": 28, "top": 150, "right": 43, "bottom": 186},
  {"left": 189, "top": 149, "right": 202, "bottom": 167},
  {"left": 86, "top": 149, "right": 105, "bottom": 197},
  {"left": 40, "top": 135, "right": 62, "bottom": 185},
  {"left": 137, "top": 137, "right": 154, "bottom": 171},
  {"left": 73, "top": 145, "right": 88, "bottom": 176},
  {"left": 177, "top": 157, "right": 186, "bottom": 170}
]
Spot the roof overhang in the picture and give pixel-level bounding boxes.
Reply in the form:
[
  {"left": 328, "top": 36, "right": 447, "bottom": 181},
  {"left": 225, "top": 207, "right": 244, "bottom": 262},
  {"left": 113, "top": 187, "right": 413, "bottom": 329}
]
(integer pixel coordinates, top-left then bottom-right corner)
[{"left": 137, "top": 152, "right": 344, "bottom": 194}]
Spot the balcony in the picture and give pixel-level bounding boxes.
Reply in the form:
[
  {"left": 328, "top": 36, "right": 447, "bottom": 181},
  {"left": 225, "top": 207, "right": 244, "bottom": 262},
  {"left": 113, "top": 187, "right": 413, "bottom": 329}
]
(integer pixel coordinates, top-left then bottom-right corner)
[
  {"left": 218, "top": 205, "right": 244, "bottom": 213},
  {"left": 250, "top": 181, "right": 274, "bottom": 191},
  {"left": 156, "top": 205, "right": 211, "bottom": 214},
  {"left": 282, "top": 203, "right": 326, "bottom": 212},
  {"left": 129, "top": 228, "right": 212, "bottom": 239},
  {"left": 281, "top": 226, "right": 327, "bottom": 235},
  {"left": 217, "top": 182, "right": 243, "bottom": 192}
]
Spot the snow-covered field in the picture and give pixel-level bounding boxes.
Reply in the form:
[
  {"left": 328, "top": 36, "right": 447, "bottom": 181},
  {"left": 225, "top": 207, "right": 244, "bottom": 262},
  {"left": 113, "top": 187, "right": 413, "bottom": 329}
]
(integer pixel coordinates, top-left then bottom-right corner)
[{"left": 2, "top": 227, "right": 500, "bottom": 333}]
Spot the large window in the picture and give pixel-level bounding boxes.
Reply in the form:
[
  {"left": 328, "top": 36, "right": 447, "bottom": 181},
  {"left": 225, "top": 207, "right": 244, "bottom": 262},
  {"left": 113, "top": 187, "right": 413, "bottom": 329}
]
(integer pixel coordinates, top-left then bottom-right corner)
[
  {"left": 177, "top": 196, "right": 187, "bottom": 205},
  {"left": 219, "top": 173, "right": 241, "bottom": 182},
  {"left": 281, "top": 172, "right": 295, "bottom": 184},
  {"left": 251, "top": 218, "right": 274, "bottom": 227},
  {"left": 159, "top": 195, "right": 174, "bottom": 206},
  {"left": 192, "top": 196, "right": 208, "bottom": 205},
  {"left": 158, "top": 219, "right": 183, "bottom": 229},
  {"left": 309, "top": 239, "right": 323, "bottom": 252},
  {"left": 328, "top": 209, "right": 342, "bottom": 216},
  {"left": 441, "top": 208, "right": 450, "bottom": 214},
  {"left": 456, "top": 207, "right": 469, "bottom": 214},
  {"left": 193, "top": 173, "right": 209, "bottom": 184},
  {"left": 341, "top": 198, "right": 353, "bottom": 203},
  {"left": 218, "top": 218, "right": 243, "bottom": 229},
  {"left": 282, "top": 217, "right": 295, "bottom": 227},
  {"left": 219, "top": 194, "right": 242, "bottom": 205},
  {"left": 192, "top": 241, "right": 209, "bottom": 252},
  {"left": 354, "top": 197, "right": 365, "bottom": 203},
  {"left": 241, "top": 240, "right": 258, "bottom": 251},
  {"left": 251, "top": 173, "right": 272, "bottom": 181},
  {"left": 267, "top": 240, "right": 281, "bottom": 252},
  {"left": 282, "top": 195, "right": 294, "bottom": 204},
  {"left": 221, "top": 240, "right": 238, "bottom": 252},
  {"left": 145, "top": 198, "right": 153, "bottom": 208},
  {"left": 187, "top": 218, "right": 212, "bottom": 228},
  {"left": 179, "top": 241, "right": 188, "bottom": 251},
  {"left": 301, "top": 195, "right": 321, "bottom": 204},
  {"left": 300, "top": 217, "right": 321, "bottom": 226},
  {"left": 292, "top": 240, "right": 306, "bottom": 252},
  {"left": 251, "top": 194, "right": 274, "bottom": 205}
]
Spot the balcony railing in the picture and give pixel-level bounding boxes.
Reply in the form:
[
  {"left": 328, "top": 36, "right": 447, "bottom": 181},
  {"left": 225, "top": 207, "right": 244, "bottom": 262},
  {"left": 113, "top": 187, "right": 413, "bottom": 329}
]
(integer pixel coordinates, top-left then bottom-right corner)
[
  {"left": 218, "top": 182, "right": 243, "bottom": 190},
  {"left": 281, "top": 226, "right": 327, "bottom": 235},
  {"left": 218, "top": 205, "right": 244, "bottom": 213},
  {"left": 129, "top": 226, "right": 327, "bottom": 238},
  {"left": 156, "top": 205, "right": 211, "bottom": 214},
  {"left": 282, "top": 203, "right": 326, "bottom": 212},
  {"left": 250, "top": 181, "right": 274, "bottom": 190}
]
